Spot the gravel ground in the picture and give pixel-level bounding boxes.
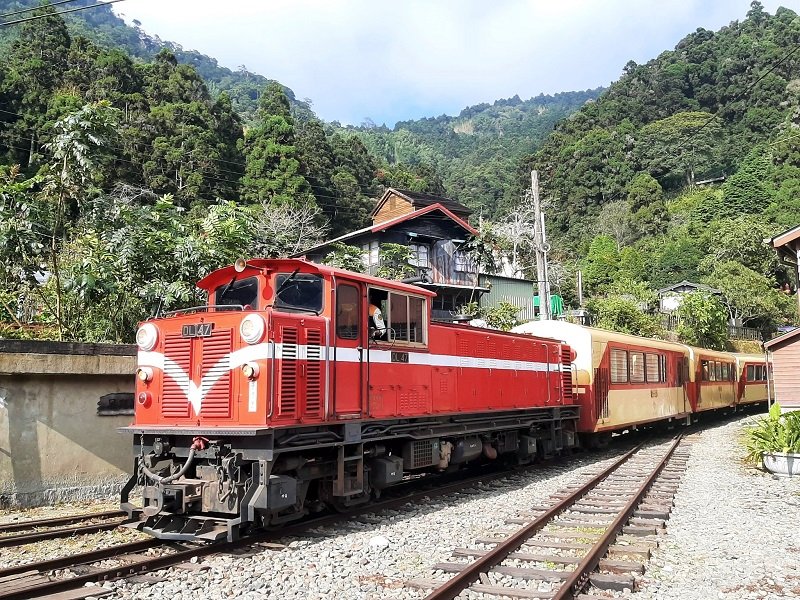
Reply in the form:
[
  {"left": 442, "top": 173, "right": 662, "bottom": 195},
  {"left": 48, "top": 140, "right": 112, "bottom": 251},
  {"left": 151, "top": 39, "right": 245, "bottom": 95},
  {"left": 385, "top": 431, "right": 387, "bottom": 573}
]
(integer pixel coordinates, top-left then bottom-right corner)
[
  {"left": 101, "top": 446, "right": 628, "bottom": 600},
  {"left": 4, "top": 414, "right": 797, "bottom": 600},
  {"left": 626, "top": 415, "right": 800, "bottom": 600}
]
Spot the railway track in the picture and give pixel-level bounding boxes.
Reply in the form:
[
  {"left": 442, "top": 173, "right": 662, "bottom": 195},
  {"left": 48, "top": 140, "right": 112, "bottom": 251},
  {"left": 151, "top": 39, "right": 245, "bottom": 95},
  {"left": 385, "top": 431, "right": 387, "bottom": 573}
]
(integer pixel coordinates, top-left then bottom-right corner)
[
  {"left": 0, "top": 510, "right": 127, "bottom": 549},
  {"left": 409, "top": 435, "right": 689, "bottom": 599},
  {"left": 0, "top": 453, "right": 594, "bottom": 600}
]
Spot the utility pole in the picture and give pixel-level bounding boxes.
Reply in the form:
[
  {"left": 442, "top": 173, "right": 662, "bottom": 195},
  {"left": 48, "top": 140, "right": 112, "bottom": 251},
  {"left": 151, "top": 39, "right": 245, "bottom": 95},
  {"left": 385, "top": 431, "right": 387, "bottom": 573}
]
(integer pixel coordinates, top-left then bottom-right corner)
[{"left": 531, "top": 170, "right": 551, "bottom": 320}]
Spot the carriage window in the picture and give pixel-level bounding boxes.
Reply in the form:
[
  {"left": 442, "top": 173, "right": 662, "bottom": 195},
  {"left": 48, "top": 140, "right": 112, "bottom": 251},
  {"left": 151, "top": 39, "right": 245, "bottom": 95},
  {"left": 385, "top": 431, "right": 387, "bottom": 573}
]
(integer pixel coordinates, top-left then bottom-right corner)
[
  {"left": 702, "top": 360, "right": 710, "bottom": 381},
  {"left": 646, "top": 353, "right": 660, "bottom": 383},
  {"left": 336, "top": 284, "right": 359, "bottom": 340},
  {"left": 747, "top": 365, "right": 755, "bottom": 381},
  {"left": 611, "top": 349, "right": 628, "bottom": 383},
  {"left": 630, "top": 351, "right": 645, "bottom": 383},
  {"left": 715, "top": 362, "right": 723, "bottom": 382},
  {"left": 660, "top": 355, "right": 668, "bottom": 383}
]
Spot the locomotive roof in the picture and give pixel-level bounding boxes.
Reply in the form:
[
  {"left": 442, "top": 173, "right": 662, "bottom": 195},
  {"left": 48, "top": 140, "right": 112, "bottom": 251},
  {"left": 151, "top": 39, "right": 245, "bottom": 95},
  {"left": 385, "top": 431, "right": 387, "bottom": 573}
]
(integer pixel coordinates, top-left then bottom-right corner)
[{"left": 196, "top": 258, "right": 436, "bottom": 297}]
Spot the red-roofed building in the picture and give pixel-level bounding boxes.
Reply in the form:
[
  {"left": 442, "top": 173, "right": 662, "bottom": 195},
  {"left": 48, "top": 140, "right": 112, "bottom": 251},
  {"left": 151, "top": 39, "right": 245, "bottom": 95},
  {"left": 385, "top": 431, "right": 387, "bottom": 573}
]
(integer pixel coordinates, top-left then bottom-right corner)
[{"left": 294, "top": 189, "right": 488, "bottom": 320}]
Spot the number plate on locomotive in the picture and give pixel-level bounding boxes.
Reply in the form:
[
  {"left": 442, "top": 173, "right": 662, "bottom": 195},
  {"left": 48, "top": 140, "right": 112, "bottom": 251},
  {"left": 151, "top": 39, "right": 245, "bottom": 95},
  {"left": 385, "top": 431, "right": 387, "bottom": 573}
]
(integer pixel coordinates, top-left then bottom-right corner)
[{"left": 182, "top": 323, "right": 213, "bottom": 338}]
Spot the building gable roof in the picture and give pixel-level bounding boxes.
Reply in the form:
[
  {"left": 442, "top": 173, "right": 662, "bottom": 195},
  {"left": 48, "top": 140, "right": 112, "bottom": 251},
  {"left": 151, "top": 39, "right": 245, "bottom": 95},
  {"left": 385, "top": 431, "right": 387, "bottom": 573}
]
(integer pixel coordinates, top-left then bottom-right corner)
[
  {"left": 768, "top": 224, "right": 800, "bottom": 264},
  {"left": 656, "top": 280, "right": 722, "bottom": 295},
  {"left": 292, "top": 203, "right": 478, "bottom": 257},
  {"left": 765, "top": 327, "right": 800, "bottom": 350},
  {"left": 370, "top": 187, "right": 472, "bottom": 220}
]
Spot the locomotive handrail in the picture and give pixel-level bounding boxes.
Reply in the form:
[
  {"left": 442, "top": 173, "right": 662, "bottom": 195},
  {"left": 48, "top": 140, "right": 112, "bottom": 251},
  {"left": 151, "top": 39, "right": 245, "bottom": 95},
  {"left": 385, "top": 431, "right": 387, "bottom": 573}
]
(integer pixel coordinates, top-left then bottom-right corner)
[{"left": 163, "top": 304, "right": 244, "bottom": 317}]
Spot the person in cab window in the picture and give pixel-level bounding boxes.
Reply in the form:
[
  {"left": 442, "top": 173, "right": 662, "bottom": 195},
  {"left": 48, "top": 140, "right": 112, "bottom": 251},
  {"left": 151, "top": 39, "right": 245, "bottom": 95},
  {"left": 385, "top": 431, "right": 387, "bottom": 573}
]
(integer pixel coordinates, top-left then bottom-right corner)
[{"left": 369, "top": 294, "right": 386, "bottom": 340}]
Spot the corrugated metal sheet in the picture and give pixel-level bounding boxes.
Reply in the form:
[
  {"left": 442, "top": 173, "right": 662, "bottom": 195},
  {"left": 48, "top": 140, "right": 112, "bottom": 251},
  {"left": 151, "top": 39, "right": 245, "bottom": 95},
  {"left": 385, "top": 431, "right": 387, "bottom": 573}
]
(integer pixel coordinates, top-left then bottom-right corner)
[
  {"left": 479, "top": 275, "right": 536, "bottom": 321},
  {"left": 771, "top": 342, "right": 800, "bottom": 407}
]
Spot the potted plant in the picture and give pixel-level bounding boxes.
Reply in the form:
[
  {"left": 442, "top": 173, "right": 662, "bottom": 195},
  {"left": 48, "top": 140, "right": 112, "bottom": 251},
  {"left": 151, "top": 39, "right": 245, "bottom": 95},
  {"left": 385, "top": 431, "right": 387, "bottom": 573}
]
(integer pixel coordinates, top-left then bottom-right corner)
[{"left": 744, "top": 403, "right": 800, "bottom": 477}]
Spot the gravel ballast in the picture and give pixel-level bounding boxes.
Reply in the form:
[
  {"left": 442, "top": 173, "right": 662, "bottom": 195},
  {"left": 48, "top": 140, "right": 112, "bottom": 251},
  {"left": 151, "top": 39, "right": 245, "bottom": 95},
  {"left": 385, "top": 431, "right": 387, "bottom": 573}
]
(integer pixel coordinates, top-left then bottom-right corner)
[
  {"left": 3, "top": 413, "right": 797, "bottom": 599},
  {"left": 627, "top": 415, "right": 800, "bottom": 600}
]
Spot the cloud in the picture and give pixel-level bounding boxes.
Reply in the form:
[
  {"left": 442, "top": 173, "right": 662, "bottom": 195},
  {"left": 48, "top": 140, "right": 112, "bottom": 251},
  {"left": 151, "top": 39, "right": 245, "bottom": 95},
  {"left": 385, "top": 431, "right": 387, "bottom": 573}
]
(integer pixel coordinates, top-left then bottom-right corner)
[{"left": 114, "top": 0, "right": 798, "bottom": 125}]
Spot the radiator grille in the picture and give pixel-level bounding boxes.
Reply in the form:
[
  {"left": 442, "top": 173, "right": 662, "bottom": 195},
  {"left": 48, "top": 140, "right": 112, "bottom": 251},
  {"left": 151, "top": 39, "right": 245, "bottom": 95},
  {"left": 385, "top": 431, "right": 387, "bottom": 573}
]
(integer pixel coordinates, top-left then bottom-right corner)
[
  {"left": 560, "top": 345, "right": 575, "bottom": 404},
  {"left": 403, "top": 439, "right": 439, "bottom": 469},
  {"left": 279, "top": 326, "right": 298, "bottom": 417},
  {"left": 163, "top": 334, "right": 191, "bottom": 418},
  {"left": 200, "top": 329, "right": 232, "bottom": 418},
  {"left": 304, "top": 329, "right": 323, "bottom": 417}
]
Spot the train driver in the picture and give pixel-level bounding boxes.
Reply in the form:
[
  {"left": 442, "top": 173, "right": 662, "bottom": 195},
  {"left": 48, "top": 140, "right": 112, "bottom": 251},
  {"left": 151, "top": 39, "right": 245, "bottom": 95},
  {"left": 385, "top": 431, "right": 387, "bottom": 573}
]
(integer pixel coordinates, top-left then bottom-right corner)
[{"left": 369, "top": 292, "right": 387, "bottom": 340}]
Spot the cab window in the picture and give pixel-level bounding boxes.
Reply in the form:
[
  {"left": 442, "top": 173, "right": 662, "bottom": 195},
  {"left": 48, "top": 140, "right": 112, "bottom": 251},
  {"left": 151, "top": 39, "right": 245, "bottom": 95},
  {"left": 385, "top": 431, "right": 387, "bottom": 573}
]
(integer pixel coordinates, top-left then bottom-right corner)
[
  {"left": 215, "top": 276, "right": 259, "bottom": 309},
  {"left": 376, "top": 291, "right": 427, "bottom": 346},
  {"left": 336, "top": 284, "right": 360, "bottom": 340},
  {"left": 274, "top": 273, "right": 323, "bottom": 313}
]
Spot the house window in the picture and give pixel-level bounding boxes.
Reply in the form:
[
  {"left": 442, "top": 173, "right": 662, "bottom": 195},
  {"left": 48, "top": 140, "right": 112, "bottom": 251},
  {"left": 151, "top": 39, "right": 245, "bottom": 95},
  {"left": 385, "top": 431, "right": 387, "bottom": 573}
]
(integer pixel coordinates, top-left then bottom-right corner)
[
  {"left": 610, "top": 349, "right": 628, "bottom": 383},
  {"left": 454, "top": 250, "right": 474, "bottom": 272},
  {"left": 361, "top": 241, "right": 379, "bottom": 269},
  {"left": 408, "top": 243, "right": 430, "bottom": 268},
  {"left": 630, "top": 352, "right": 645, "bottom": 383}
]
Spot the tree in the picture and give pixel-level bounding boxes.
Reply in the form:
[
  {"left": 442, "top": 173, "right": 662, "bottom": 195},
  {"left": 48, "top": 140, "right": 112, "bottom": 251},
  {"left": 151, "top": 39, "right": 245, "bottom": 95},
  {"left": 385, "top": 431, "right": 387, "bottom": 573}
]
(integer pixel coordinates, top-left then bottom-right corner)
[
  {"left": 241, "top": 82, "right": 315, "bottom": 206},
  {"left": 676, "top": 290, "right": 728, "bottom": 350},
  {"left": 495, "top": 193, "right": 537, "bottom": 275},
  {"left": 596, "top": 199, "right": 633, "bottom": 250},
  {"left": 587, "top": 295, "right": 664, "bottom": 338},
  {"left": 250, "top": 203, "right": 328, "bottom": 258},
  {"left": 40, "top": 101, "right": 120, "bottom": 339},
  {"left": 376, "top": 243, "right": 416, "bottom": 280},
  {"left": 721, "top": 146, "right": 774, "bottom": 215},
  {"left": 323, "top": 242, "right": 366, "bottom": 273},
  {"left": 581, "top": 235, "right": 620, "bottom": 292},
  {"left": 635, "top": 111, "right": 725, "bottom": 188},
  {"left": 700, "top": 259, "right": 794, "bottom": 328}
]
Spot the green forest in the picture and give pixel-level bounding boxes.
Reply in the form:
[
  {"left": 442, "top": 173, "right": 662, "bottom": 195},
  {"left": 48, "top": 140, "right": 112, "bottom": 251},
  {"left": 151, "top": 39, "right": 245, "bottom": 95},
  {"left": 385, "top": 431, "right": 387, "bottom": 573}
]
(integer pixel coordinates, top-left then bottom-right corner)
[{"left": 1, "top": 0, "right": 799, "bottom": 346}]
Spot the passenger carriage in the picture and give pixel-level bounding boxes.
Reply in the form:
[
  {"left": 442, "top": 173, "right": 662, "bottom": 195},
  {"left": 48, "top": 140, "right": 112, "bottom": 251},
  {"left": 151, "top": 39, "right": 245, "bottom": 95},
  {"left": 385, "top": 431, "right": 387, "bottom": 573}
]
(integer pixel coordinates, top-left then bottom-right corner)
[
  {"left": 734, "top": 352, "right": 770, "bottom": 406},
  {"left": 513, "top": 322, "right": 691, "bottom": 440}
]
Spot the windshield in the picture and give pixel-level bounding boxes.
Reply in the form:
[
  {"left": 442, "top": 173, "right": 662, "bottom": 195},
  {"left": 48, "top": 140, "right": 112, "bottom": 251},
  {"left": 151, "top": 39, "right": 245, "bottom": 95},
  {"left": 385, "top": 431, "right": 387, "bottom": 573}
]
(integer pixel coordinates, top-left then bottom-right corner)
[
  {"left": 274, "top": 273, "right": 323, "bottom": 313},
  {"left": 215, "top": 276, "right": 259, "bottom": 309}
]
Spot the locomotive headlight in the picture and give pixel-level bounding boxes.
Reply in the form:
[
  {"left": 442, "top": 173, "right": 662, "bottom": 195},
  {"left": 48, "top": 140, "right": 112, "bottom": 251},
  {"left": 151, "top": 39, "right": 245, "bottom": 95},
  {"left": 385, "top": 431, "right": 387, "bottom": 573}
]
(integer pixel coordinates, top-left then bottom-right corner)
[
  {"left": 240, "top": 314, "right": 266, "bottom": 344},
  {"left": 136, "top": 323, "right": 158, "bottom": 351},
  {"left": 136, "top": 367, "right": 154, "bottom": 382},
  {"left": 242, "top": 362, "right": 260, "bottom": 379}
]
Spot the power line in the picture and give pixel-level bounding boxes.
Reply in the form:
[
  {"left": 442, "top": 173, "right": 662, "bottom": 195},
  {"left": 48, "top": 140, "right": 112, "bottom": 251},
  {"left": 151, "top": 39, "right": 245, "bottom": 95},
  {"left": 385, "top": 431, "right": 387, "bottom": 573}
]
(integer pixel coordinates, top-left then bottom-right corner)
[
  {"left": 0, "top": 0, "right": 87, "bottom": 20},
  {"left": 0, "top": 0, "right": 125, "bottom": 28}
]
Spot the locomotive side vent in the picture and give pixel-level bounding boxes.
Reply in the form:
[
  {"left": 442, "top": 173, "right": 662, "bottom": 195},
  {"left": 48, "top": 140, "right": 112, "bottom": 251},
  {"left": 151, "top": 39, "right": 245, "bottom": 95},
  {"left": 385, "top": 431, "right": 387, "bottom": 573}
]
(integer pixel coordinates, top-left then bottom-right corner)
[
  {"left": 200, "top": 329, "right": 232, "bottom": 418},
  {"left": 560, "top": 345, "right": 575, "bottom": 404},
  {"left": 279, "top": 326, "right": 298, "bottom": 418},
  {"left": 163, "top": 334, "right": 191, "bottom": 418},
  {"left": 402, "top": 439, "right": 440, "bottom": 469},
  {"left": 304, "top": 328, "right": 323, "bottom": 418}
]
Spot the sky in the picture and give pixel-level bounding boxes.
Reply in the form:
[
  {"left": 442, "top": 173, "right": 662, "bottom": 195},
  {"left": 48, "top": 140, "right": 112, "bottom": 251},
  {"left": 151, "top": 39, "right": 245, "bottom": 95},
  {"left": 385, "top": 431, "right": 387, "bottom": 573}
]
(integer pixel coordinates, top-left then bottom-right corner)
[{"left": 112, "top": 0, "right": 800, "bottom": 126}]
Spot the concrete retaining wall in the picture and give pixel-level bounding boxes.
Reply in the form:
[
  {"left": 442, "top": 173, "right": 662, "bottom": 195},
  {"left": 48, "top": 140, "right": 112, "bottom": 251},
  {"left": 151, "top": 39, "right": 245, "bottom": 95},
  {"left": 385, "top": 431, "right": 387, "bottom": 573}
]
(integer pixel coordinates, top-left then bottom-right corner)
[{"left": 0, "top": 340, "right": 136, "bottom": 507}]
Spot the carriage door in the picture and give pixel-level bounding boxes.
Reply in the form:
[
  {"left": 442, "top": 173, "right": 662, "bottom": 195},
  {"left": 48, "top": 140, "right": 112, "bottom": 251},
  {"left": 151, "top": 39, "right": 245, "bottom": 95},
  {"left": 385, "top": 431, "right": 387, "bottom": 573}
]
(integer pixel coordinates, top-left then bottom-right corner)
[{"left": 332, "top": 282, "right": 364, "bottom": 417}]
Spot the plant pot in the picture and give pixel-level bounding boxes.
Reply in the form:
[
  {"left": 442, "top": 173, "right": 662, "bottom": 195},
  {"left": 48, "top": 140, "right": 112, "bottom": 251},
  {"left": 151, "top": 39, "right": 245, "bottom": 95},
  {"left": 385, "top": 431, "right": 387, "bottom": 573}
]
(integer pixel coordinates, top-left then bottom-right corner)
[{"left": 762, "top": 452, "right": 800, "bottom": 477}]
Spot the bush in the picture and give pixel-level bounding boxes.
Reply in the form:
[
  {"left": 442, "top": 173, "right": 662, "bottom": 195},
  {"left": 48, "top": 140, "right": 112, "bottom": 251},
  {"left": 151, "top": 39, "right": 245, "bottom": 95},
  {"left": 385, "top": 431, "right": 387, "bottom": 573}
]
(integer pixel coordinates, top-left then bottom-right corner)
[{"left": 743, "top": 403, "right": 800, "bottom": 465}]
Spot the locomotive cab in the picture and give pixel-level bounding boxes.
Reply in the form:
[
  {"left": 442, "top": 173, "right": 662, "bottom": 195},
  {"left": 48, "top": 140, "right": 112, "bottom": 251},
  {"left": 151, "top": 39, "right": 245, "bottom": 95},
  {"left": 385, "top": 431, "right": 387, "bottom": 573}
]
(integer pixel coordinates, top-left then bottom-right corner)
[{"left": 121, "top": 258, "right": 579, "bottom": 543}]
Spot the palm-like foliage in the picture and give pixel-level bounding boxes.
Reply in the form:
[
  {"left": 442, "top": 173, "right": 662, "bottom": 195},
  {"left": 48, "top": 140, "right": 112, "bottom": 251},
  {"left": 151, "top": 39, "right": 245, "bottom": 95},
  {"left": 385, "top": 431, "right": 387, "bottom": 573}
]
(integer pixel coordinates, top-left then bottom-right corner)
[{"left": 743, "top": 403, "right": 800, "bottom": 465}]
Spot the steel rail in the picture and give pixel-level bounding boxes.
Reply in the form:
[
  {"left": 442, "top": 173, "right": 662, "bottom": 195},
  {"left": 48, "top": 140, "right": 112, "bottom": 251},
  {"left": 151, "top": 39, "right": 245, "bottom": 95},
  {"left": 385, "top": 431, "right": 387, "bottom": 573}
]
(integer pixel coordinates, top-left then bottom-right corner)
[
  {"left": 0, "top": 538, "right": 161, "bottom": 580},
  {"left": 552, "top": 434, "right": 683, "bottom": 600},
  {"left": 0, "top": 519, "right": 126, "bottom": 549},
  {"left": 423, "top": 442, "right": 645, "bottom": 600},
  {"left": 0, "top": 510, "right": 125, "bottom": 534},
  {"left": 0, "top": 453, "right": 588, "bottom": 600}
]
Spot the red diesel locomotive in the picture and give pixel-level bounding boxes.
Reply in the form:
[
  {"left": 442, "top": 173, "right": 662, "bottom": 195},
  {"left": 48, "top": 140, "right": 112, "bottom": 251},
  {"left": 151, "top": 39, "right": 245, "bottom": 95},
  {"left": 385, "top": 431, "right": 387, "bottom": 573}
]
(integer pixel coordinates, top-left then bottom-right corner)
[{"left": 122, "top": 258, "right": 579, "bottom": 542}]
